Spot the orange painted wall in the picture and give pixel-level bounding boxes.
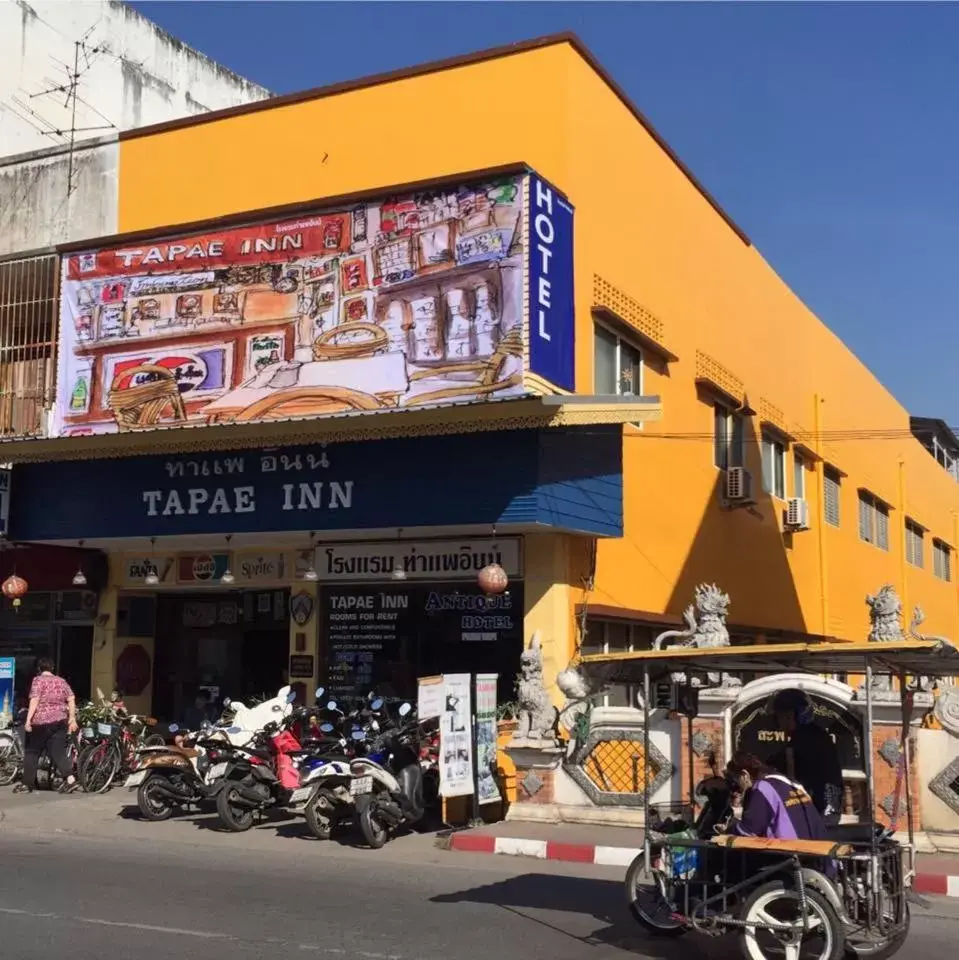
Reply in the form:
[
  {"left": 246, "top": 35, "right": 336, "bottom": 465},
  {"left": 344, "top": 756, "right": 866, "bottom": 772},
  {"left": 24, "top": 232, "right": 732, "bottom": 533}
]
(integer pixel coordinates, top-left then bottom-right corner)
[
  {"left": 117, "top": 46, "right": 572, "bottom": 233},
  {"left": 116, "top": 40, "right": 959, "bottom": 656},
  {"left": 563, "top": 52, "right": 959, "bottom": 646}
]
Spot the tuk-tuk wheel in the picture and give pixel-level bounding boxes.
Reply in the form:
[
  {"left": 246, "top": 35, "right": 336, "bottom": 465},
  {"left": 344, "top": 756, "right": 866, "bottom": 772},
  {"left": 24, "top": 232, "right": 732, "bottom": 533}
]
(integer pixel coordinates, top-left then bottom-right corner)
[
  {"left": 625, "top": 850, "right": 686, "bottom": 937},
  {"left": 845, "top": 903, "right": 910, "bottom": 960},
  {"left": 741, "top": 880, "right": 844, "bottom": 960}
]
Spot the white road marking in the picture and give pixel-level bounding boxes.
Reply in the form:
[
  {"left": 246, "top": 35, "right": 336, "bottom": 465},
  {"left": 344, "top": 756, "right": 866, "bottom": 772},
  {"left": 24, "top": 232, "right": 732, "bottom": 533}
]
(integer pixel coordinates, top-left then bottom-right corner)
[{"left": 0, "top": 904, "right": 408, "bottom": 957}]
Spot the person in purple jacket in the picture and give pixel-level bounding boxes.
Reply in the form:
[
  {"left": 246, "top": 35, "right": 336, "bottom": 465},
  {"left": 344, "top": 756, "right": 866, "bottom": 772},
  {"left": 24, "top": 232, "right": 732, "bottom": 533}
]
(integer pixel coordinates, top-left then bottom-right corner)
[{"left": 725, "top": 752, "right": 826, "bottom": 841}]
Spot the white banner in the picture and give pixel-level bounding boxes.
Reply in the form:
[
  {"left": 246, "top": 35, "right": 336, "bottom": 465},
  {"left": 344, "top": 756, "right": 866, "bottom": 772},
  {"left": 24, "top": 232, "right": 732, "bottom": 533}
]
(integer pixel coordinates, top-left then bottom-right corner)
[
  {"left": 439, "top": 673, "right": 474, "bottom": 798},
  {"left": 315, "top": 538, "right": 522, "bottom": 582},
  {"left": 474, "top": 673, "right": 501, "bottom": 805}
]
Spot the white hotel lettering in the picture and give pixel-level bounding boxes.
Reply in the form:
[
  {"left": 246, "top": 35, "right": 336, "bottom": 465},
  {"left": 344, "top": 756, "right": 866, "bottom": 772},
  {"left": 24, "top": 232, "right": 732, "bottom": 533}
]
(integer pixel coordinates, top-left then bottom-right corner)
[
  {"left": 141, "top": 480, "right": 353, "bottom": 517},
  {"left": 533, "top": 178, "right": 555, "bottom": 343}
]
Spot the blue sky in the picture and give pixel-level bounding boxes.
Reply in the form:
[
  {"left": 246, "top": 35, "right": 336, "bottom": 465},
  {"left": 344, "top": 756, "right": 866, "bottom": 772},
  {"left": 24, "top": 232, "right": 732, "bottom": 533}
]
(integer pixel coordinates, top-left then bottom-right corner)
[{"left": 132, "top": 1, "right": 959, "bottom": 426}]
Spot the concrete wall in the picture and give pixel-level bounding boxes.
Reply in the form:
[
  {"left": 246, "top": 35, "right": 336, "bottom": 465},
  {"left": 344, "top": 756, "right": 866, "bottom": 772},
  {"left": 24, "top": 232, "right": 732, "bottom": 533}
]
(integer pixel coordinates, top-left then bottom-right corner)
[
  {"left": 0, "top": 0, "right": 270, "bottom": 253},
  {"left": 0, "top": 138, "right": 117, "bottom": 256}
]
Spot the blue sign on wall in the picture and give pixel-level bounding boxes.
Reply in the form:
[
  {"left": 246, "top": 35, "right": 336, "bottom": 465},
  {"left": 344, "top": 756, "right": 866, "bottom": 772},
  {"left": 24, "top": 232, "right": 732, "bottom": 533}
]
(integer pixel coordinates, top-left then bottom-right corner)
[
  {"left": 9, "top": 427, "right": 622, "bottom": 542},
  {"left": 527, "top": 173, "right": 575, "bottom": 393}
]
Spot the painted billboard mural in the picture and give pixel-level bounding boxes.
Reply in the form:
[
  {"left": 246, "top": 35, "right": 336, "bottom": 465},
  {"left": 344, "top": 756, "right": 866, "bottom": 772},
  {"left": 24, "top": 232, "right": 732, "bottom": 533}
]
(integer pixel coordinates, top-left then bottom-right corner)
[{"left": 56, "top": 177, "right": 527, "bottom": 436}]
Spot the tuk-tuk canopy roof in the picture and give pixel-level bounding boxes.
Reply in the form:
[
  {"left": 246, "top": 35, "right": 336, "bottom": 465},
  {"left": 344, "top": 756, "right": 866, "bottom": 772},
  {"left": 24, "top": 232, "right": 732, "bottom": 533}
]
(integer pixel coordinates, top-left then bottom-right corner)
[{"left": 576, "top": 638, "right": 959, "bottom": 685}]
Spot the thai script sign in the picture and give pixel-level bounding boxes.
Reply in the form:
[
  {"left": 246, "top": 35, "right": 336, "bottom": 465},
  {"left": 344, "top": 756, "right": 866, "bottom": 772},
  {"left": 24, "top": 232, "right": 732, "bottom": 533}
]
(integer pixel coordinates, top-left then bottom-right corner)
[{"left": 316, "top": 538, "right": 522, "bottom": 582}]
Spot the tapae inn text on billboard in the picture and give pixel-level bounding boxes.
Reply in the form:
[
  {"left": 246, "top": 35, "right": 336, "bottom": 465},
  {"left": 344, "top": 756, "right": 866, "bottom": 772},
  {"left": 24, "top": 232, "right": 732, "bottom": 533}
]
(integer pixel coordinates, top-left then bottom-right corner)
[{"left": 55, "top": 172, "right": 575, "bottom": 438}]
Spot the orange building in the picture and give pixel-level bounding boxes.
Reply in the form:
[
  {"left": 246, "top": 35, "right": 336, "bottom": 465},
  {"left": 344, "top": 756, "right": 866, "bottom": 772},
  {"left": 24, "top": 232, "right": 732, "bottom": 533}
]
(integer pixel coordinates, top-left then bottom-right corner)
[{"left": 3, "top": 34, "right": 956, "bottom": 724}]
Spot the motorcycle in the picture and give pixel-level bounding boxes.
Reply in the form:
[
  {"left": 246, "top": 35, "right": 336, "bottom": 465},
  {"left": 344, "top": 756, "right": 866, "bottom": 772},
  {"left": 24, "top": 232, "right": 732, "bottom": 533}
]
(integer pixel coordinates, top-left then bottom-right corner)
[
  {"left": 211, "top": 688, "right": 335, "bottom": 832},
  {"left": 124, "top": 721, "right": 235, "bottom": 820},
  {"left": 296, "top": 691, "right": 382, "bottom": 840},
  {"left": 350, "top": 702, "right": 434, "bottom": 849}
]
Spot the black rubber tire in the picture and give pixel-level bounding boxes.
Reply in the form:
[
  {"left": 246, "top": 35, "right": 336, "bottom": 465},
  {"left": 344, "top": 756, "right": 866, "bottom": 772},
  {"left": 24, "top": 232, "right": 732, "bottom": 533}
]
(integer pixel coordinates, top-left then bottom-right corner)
[
  {"left": 137, "top": 775, "right": 175, "bottom": 821},
  {"left": 216, "top": 785, "right": 255, "bottom": 832},
  {"left": 79, "top": 742, "right": 120, "bottom": 794},
  {"left": 740, "top": 879, "right": 845, "bottom": 960},
  {"left": 358, "top": 799, "right": 388, "bottom": 849},
  {"left": 625, "top": 849, "right": 687, "bottom": 937},
  {"left": 304, "top": 788, "right": 333, "bottom": 840},
  {"left": 846, "top": 904, "right": 910, "bottom": 960},
  {"left": 144, "top": 735, "right": 166, "bottom": 748},
  {"left": 0, "top": 742, "right": 19, "bottom": 787}
]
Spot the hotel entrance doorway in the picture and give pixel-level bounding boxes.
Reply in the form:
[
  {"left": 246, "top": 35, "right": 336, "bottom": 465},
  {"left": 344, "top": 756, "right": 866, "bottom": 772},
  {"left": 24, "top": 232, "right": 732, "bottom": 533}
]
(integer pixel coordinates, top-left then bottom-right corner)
[{"left": 152, "top": 589, "right": 289, "bottom": 724}]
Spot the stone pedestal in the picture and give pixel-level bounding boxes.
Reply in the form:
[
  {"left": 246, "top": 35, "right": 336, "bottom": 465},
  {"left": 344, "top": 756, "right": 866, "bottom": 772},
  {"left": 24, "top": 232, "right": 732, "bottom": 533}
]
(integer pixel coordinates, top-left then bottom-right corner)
[{"left": 504, "top": 742, "right": 565, "bottom": 815}]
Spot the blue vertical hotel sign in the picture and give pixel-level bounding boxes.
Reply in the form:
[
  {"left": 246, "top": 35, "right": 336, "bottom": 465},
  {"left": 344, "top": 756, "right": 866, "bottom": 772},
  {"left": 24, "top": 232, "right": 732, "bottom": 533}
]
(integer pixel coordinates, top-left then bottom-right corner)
[{"left": 527, "top": 173, "right": 575, "bottom": 393}]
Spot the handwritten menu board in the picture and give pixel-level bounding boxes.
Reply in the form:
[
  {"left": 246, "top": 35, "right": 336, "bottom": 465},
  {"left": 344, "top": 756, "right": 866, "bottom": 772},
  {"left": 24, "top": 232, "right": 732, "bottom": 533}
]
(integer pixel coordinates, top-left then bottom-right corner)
[{"left": 320, "top": 583, "right": 523, "bottom": 703}]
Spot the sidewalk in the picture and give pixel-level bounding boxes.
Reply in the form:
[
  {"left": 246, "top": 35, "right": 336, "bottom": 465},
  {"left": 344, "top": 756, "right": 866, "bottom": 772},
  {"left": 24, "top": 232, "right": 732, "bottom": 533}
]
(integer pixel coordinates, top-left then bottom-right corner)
[{"left": 442, "top": 820, "right": 959, "bottom": 896}]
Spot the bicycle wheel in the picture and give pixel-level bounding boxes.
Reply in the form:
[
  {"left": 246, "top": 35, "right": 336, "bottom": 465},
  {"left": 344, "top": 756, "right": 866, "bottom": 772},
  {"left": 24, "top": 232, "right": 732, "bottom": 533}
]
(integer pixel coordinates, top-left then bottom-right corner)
[
  {"left": 79, "top": 741, "right": 121, "bottom": 794},
  {"left": 0, "top": 739, "right": 21, "bottom": 786}
]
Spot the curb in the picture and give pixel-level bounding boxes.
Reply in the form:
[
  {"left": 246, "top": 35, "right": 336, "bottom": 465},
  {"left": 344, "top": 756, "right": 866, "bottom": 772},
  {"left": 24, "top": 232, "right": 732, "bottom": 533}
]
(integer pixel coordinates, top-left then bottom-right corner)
[{"left": 446, "top": 833, "right": 959, "bottom": 895}]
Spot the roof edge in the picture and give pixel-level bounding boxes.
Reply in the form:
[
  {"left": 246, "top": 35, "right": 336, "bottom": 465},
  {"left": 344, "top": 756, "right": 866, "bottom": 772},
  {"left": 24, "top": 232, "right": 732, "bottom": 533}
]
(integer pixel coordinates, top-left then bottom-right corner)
[{"left": 116, "top": 31, "right": 750, "bottom": 246}]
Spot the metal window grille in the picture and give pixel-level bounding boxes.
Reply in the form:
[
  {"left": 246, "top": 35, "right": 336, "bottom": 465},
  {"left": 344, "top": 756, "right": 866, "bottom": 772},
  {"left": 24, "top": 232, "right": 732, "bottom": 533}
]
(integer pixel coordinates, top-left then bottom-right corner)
[{"left": 0, "top": 254, "right": 58, "bottom": 437}]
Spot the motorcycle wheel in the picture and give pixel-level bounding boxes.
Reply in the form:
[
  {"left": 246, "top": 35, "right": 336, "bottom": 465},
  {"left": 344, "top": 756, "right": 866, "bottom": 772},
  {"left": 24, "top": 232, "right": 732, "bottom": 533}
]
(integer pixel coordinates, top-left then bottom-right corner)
[
  {"left": 304, "top": 788, "right": 335, "bottom": 840},
  {"left": 216, "top": 784, "right": 255, "bottom": 832},
  {"left": 359, "top": 797, "right": 388, "bottom": 849},
  {"left": 741, "top": 880, "right": 844, "bottom": 960},
  {"left": 144, "top": 734, "right": 166, "bottom": 748},
  {"left": 137, "top": 775, "right": 175, "bottom": 821},
  {"left": 846, "top": 903, "right": 910, "bottom": 960}
]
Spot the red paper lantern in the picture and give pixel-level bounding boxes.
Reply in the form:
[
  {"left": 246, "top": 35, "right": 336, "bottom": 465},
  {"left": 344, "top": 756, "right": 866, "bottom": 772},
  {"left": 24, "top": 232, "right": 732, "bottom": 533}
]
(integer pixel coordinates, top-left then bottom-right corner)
[
  {"left": 478, "top": 563, "right": 509, "bottom": 595},
  {"left": 2, "top": 574, "right": 28, "bottom": 610}
]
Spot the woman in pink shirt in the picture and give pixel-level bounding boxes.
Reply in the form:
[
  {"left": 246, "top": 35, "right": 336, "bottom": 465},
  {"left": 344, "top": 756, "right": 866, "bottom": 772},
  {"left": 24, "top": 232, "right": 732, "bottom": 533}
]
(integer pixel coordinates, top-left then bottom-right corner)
[{"left": 15, "top": 657, "right": 79, "bottom": 793}]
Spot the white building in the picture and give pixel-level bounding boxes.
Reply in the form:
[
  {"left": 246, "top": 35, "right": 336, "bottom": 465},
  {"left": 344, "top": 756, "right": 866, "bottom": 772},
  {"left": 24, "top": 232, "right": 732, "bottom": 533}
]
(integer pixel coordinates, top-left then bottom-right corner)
[{"left": 0, "top": 0, "right": 271, "bottom": 253}]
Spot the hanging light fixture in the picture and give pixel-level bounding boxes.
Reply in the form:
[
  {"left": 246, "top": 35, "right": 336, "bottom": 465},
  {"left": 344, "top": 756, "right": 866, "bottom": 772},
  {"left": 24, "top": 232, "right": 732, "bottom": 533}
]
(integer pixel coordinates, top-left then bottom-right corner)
[
  {"left": 302, "top": 531, "right": 318, "bottom": 581},
  {"left": 2, "top": 573, "right": 28, "bottom": 612},
  {"left": 144, "top": 537, "right": 160, "bottom": 586},
  {"left": 72, "top": 540, "right": 87, "bottom": 587},
  {"left": 220, "top": 535, "right": 235, "bottom": 584}
]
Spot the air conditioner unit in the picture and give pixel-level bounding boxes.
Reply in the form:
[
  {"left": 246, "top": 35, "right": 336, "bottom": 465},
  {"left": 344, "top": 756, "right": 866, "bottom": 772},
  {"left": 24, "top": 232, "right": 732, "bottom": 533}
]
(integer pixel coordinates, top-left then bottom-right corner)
[
  {"left": 725, "top": 466, "right": 754, "bottom": 503},
  {"left": 785, "top": 497, "right": 811, "bottom": 530}
]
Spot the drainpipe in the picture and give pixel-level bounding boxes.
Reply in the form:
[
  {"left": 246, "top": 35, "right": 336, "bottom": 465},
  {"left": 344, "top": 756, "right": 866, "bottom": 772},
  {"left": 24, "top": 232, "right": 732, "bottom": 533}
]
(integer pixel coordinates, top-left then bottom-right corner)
[{"left": 814, "top": 393, "right": 829, "bottom": 638}]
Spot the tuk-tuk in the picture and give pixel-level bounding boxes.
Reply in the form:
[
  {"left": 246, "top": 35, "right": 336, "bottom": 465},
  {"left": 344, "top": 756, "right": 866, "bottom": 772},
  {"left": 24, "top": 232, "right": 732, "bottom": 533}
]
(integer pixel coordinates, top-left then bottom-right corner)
[{"left": 575, "top": 637, "right": 959, "bottom": 960}]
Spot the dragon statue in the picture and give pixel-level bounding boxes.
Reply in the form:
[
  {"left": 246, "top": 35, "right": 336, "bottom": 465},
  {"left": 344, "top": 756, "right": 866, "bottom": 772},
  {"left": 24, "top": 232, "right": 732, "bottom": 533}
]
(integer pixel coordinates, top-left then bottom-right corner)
[{"left": 653, "top": 583, "right": 740, "bottom": 688}]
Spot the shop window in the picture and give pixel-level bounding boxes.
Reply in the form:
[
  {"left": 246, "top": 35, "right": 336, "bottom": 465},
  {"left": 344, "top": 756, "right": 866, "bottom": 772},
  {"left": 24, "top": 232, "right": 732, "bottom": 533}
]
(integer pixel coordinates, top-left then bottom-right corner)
[
  {"left": 858, "top": 490, "right": 890, "bottom": 551},
  {"left": 593, "top": 322, "right": 642, "bottom": 397},
  {"left": 761, "top": 433, "right": 787, "bottom": 499},
  {"left": 934, "top": 539, "right": 953, "bottom": 582},
  {"left": 905, "top": 519, "right": 925, "bottom": 569},
  {"left": 582, "top": 620, "right": 654, "bottom": 708},
  {"left": 824, "top": 467, "right": 841, "bottom": 527},
  {"left": 714, "top": 403, "right": 745, "bottom": 470},
  {"left": 117, "top": 594, "right": 156, "bottom": 638}
]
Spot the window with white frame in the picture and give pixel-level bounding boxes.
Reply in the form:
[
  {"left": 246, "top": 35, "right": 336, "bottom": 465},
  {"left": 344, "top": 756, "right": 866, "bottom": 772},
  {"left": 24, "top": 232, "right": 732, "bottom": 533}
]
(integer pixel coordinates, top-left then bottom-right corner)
[
  {"left": 824, "top": 467, "right": 841, "bottom": 527},
  {"left": 761, "top": 433, "right": 787, "bottom": 498},
  {"left": 714, "top": 403, "right": 745, "bottom": 470},
  {"left": 594, "top": 322, "right": 642, "bottom": 397},
  {"left": 905, "top": 519, "right": 925, "bottom": 568},
  {"left": 858, "top": 491, "right": 890, "bottom": 550},
  {"left": 581, "top": 621, "right": 655, "bottom": 707},
  {"left": 793, "top": 453, "right": 806, "bottom": 500},
  {"left": 934, "top": 539, "right": 953, "bottom": 582}
]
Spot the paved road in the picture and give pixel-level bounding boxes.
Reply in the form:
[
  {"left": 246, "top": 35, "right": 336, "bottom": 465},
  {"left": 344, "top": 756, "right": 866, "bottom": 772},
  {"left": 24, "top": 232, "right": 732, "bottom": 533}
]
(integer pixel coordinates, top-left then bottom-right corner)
[{"left": 0, "top": 793, "right": 958, "bottom": 959}]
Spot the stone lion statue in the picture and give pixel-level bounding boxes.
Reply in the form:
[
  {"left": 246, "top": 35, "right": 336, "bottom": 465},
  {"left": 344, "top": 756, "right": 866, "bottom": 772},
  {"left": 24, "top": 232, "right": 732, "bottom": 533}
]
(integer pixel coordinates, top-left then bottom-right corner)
[{"left": 511, "top": 632, "right": 558, "bottom": 745}]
